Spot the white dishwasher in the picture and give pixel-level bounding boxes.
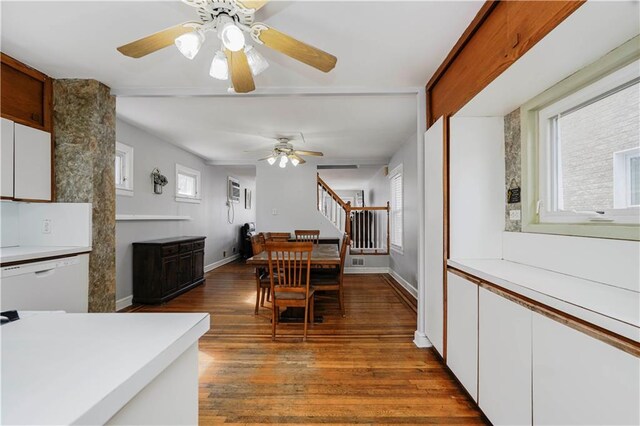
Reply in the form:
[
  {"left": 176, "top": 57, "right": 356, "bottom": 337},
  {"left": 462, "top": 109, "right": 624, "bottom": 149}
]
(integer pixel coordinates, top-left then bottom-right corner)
[{"left": 0, "top": 254, "right": 89, "bottom": 313}]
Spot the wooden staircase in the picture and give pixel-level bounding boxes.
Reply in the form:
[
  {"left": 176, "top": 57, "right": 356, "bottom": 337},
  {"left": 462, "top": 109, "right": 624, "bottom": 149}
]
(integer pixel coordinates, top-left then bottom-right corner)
[{"left": 317, "top": 174, "right": 389, "bottom": 255}]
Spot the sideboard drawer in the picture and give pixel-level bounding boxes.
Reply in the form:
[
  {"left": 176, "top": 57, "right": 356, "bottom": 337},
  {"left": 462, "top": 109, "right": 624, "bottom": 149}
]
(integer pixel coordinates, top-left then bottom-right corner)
[
  {"left": 162, "top": 245, "right": 179, "bottom": 257},
  {"left": 180, "top": 243, "right": 193, "bottom": 253},
  {"left": 193, "top": 240, "right": 205, "bottom": 251}
]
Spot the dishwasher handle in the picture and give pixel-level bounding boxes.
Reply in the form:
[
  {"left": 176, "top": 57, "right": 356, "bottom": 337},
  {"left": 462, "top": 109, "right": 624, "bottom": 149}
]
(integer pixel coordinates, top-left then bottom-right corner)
[{"left": 34, "top": 268, "right": 56, "bottom": 278}]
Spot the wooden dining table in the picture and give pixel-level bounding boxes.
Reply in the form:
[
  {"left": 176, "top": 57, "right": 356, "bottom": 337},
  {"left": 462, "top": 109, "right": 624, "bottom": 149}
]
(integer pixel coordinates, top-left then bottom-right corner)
[{"left": 246, "top": 243, "right": 340, "bottom": 267}]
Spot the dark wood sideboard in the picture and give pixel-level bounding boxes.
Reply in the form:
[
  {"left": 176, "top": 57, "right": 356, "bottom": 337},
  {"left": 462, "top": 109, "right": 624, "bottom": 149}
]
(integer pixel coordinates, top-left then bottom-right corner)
[{"left": 132, "top": 236, "right": 206, "bottom": 304}]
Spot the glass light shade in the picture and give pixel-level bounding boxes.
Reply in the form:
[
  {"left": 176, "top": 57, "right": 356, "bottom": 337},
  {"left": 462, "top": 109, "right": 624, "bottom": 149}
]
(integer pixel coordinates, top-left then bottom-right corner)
[
  {"left": 175, "top": 31, "right": 204, "bottom": 60},
  {"left": 220, "top": 23, "right": 245, "bottom": 52},
  {"left": 290, "top": 156, "right": 300, "bottom": 167},
  {"left": 209, "top": 51, "right": 229, "bottom": 80},
  {"left": 244, "top": 45, "right": 269, "bottom": 76},
  {"left": 279, "top": 155, "right": 288, "bottom": 168},
  {"left": 267, "top": 155, "right": 276, "bottom": 165}
]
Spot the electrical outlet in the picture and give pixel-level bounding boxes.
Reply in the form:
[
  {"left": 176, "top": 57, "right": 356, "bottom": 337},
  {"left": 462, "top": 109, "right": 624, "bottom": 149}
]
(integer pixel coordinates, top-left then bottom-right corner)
[
  {"left": 271, "top": 208, "right": 278, "bottom": 215},
  {"left": 509, "top": 209, "right": 521, "bottom": 221},
  {"left": 232, "top": 247, "right": 236, "bottom": 253},
  {"left": 223, "top": 251, "right": 226, "bottom": 258},
  {"left": 42, "top": 219, "right": 52, "bottom": 234}
]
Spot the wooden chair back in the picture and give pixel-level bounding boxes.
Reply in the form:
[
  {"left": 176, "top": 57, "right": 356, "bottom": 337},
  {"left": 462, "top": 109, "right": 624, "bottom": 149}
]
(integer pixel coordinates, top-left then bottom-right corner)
[
  {"left": 250, "top": 233, "right": 266, "bottom": 254},
  {"left": 264, "top": 232, "right": 291, "bottom": 242},
  {"left": 295, "top": 230, "right": 321, "bottom": 245},
  {"left": 265, "top": 241, "right": 313, "bottom": 291}
]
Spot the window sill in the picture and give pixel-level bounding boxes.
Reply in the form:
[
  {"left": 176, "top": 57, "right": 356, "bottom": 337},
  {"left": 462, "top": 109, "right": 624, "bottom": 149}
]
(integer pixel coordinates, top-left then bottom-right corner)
[
  {"left": 116, "top": 188, "right": 133, "bottom": 197},
  {"left": 175, "top": 196, "right": 201, "bottom": 204},
  {"left": 522, "top": 222, "right": 640, "bottom": 241}
]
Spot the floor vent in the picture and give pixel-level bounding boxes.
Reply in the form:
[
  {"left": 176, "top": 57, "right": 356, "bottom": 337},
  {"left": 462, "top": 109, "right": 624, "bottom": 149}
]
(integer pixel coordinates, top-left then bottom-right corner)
[{"left": 351, "top": 257, "right": 365, "bottom": 267}]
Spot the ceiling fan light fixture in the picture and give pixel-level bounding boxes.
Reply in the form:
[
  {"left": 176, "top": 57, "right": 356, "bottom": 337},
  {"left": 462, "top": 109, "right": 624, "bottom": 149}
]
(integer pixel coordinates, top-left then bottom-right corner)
[
  {"left": 279, "top": 155, "right": 288, "bottom": 168},
  {"left": 174, "top": 31, "right": 204, "bottom": 60},
  {"left": 209, "top": 50, "right": 229, "bottom": 80},
  {"left": 244, "top": 45, "right": 269, "bottom": 76},
  {"left": 290, "top": 155, "right": 300, "bottom": 167},
  {"left": 220, "top": 22, "right": 245, "bottom": 52},
  {"left": 267, "top": 155, "right": 277, "bottom": 165}
]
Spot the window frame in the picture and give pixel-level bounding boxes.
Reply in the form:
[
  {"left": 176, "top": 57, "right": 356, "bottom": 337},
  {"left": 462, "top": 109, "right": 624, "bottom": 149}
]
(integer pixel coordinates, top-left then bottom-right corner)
[
  {"left": 521, "top": 37, "right": 640, "bottom": 241},
  {"left": 175, "top": 163, "right": 201, "bottom": 203},
  {"left": 614, "top": 147, "right": 640, "bottom": 209},
  {"left": 115, "top": 142, "right": 134, "bottom": 197},
  {"left": 388, "top": 164, "right": 404, "bottom": 254}
]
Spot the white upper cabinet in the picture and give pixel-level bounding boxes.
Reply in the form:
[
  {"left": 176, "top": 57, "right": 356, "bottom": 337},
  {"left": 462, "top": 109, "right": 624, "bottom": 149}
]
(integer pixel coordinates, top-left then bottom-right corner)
[
  {"left": 1, "top": 118, "right": 15, "bottom": 198},
  {"left": 13, "top": 122, "right": 51, "bottom": 201},
  {"left": 479, "top": 288, "right": 532, "bottom": 426},
  {"left": 446, "top": 272, "right": 478, "bottom": 401}
]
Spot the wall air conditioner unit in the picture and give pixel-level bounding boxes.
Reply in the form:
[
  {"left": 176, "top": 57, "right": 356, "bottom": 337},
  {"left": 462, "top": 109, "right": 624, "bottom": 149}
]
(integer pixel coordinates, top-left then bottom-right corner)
[{"left": 228, "top": 176, "right": 240, "bottom": 203}]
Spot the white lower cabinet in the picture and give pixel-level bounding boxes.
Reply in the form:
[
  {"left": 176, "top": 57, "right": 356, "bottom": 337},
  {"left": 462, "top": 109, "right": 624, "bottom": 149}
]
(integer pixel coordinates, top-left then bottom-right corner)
[
  {"left": 478, "top": 288, "right": 532, "bottom": 425},
  {"left": 446, "top": 272, "right": 478, "bottom": 401},
  {"left": 532, "top": 313, "right": 640, "bottom": 425}
]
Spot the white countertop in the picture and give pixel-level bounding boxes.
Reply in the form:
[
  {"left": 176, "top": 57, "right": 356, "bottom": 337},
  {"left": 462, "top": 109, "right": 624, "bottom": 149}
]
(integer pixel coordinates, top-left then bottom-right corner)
[
  {"left": 1, "top": 312, "right": 210, "bottom": 425},
  {"left": 0, "top": 245, "right": 92, "bottom": 264},
  {"left": 448, "top": 259, "right": 640, "bottom": 343}
]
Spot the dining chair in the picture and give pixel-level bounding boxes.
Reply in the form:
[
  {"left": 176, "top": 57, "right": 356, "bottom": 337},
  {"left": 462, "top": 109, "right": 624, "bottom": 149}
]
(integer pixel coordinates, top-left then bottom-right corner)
[
  {"left": 294, "top": 229, "right": 320, "bottom": 245},
  {"left": 264, "top": 232, "right": 291, "bottom": 242},
  {"left": 310, "top": 233, "right": 348, "bottom": 317},
  {"left": 251, "top": 234, "right": 270, "bottom": 314},
  {"left": 266, "top": 241, "right": 315, "bottom": 341}
]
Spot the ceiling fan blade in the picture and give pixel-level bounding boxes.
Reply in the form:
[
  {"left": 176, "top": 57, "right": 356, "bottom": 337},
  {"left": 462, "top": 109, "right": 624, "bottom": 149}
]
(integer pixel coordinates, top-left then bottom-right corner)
[
  {"left": 257, "top": 155, "right": 274, "bottom": 161},
  {"left": 117, "top": 22, "right": 199, "bottom": 58},
  {"left": 294, "top": 150, "right": 324, "bottom": 157},
  {"left": 236, "top": 0, "right": 269, "bottom": 11},
  {"left": 255, "top": 25, "right": 337, "bottom": 73},
  {"left": 291, "top": 154, "right": 306, "bottom": 165},
  {"left": 225, "top": 49, "right": 256, "bottom": 94}
]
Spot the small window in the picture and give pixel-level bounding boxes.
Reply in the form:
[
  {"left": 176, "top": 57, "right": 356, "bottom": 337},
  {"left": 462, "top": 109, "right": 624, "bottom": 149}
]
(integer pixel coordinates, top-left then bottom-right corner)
[
  {"left": 538, "top": 60, "right": 639, "bottom": 224},
  {"left": 389, "top": 165, "right": 403, "bottom": 252},
  {"left": 115, "top": 142, "right": 134, "bottom": 196},
  {"left": 175, "top": 164, "right": 201, "bottom": 203}
]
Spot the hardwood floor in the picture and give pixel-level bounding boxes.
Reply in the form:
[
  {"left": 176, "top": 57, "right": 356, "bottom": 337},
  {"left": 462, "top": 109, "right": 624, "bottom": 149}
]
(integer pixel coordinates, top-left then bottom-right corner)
[{"left": 127, "top": 261, "right": 487, "bottom": 424}]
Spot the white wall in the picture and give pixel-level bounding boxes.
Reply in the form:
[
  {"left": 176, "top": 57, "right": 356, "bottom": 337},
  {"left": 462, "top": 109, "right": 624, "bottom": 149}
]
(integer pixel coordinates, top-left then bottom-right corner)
[
  {"left": 367, "top": 134, "right": 419, "bottom": 289},
  {"left": 115, "top": 119, "right": 255, "bottom": 301},
  {"left": 255, "top": 158, "right": 340, "bottom": 237}
]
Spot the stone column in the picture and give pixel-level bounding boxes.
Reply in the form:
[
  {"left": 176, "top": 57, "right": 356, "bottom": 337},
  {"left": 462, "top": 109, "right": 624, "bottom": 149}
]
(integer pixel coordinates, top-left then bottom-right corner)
[{"left": 53, "top": 79, "right": 116, "bottom": 312}]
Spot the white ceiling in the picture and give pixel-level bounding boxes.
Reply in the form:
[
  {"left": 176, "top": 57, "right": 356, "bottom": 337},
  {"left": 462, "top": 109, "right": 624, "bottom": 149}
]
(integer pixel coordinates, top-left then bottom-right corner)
[
  {"left": 319, "top": 166, "right": 382, "bottom": 191},
  {"left": 1, "top": 1, "right": 483, "bottom": 163},
  {"left": 117, "top": 94, "right": 417, "bottom": 162}
]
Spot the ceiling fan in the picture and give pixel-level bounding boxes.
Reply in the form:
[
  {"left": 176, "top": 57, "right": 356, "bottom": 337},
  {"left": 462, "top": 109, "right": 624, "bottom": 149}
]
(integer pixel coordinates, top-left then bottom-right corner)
[
  {"left": 254, "top": 137, "right": 323, "bottom": 168},
  {"left": 116, "top": 0, "right": 337, "bottom": 93}
]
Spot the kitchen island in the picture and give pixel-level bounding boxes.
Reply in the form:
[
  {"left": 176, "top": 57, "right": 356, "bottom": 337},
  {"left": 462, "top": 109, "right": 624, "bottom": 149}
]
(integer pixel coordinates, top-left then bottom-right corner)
[{"left": 1, "top": 312, "right": 209, "bottom": 425}]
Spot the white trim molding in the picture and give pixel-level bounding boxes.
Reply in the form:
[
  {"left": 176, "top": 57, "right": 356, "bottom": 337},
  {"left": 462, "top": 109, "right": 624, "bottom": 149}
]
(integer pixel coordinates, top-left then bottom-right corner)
[
  {"left": 204, "top": 254, "right": 240, "bottom": 273},
  {"left": 413, "top": 331, "right": 433, "bottom": 348},
  {"left": 116, "top": 295, "right": 133, "bottom": 311},
  {"left": 389, "top": 269, "right": 418, "bottom": 299},
  {"left": 344, "top": 267, "right": 390, "bottom": 274}
]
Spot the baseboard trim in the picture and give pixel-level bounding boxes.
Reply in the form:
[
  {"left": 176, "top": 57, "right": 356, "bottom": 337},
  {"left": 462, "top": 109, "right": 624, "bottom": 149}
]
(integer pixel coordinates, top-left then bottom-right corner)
[
  {"left": 205, "top": 254, "right": 240, "bottom": 273},
  {"left": 388, "top": 269, "right": 418, "bottom": 299},
  {"left": 344, "top": 267, "right": 390, "bottom": 274},
  {"left": 116, "top": 295, "right": 133, "bottom": 311},
  {"left": 413, "top": 331, "right": 433, "bottom": 348}
]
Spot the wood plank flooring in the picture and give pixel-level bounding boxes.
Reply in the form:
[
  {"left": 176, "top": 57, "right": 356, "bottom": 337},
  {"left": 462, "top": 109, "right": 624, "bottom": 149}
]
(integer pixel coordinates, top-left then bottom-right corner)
[{"left": 127, "top": 261, "right": 487, "bottom": 424}]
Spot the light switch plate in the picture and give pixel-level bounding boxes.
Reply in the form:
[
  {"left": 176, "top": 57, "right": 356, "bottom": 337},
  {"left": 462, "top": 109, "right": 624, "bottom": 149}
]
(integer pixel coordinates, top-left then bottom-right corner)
[
  {"left": 509, "top": 210, "right": 521, "bottom": 221},
  {"left": 42, "top": 219, "right": 52, "bottom": 234},
  {"left": 271, "top": 209, "right": 278, "bottom": 215}
]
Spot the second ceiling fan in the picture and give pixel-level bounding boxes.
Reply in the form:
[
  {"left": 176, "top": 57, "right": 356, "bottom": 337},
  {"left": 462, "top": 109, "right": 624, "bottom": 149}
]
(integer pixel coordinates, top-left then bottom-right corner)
[{"left": 117, "top": 0, "right": 337, "bottom": 93}]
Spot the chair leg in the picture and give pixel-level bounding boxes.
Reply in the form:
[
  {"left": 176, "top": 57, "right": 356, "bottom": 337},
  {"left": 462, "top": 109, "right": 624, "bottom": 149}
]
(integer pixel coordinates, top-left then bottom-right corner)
[
  {"left": 272, "top": 303, "right": 277, "bottom": 341},
  {"left": 303, "top": 300, "right": 308, "bottom": 342},
  {"left": 254, "top": 282, "right": 261, "bottom": 315},
  {"left": 309, "top": 295, "right": 315, "bottom": 328},
  {"left": 260, "top": 287, "right": 266, "bottom": 307},
  {"left": 339, "top": 285, "right": 345, "bottom": 317}
]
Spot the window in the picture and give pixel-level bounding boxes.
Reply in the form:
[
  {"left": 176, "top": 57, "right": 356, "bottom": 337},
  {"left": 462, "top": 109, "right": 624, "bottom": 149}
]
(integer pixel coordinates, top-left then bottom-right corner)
[
  {"left": 389, "top": 165, "right": 403, "bottom": 252},
  {"left": 115, "top": 142, "right": 133, "bottom": 196},
  {"left": 537, "top": 60, "right": 639, "bottom": 225},
  {"left": 175, "top": 164, "right": 201, "bottom": 203}
]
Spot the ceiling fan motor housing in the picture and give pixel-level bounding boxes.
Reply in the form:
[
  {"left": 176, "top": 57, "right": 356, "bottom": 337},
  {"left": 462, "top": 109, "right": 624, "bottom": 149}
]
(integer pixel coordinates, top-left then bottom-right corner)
[{"left": 181, "top": 0, "right": 255, "bottom": 31}]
